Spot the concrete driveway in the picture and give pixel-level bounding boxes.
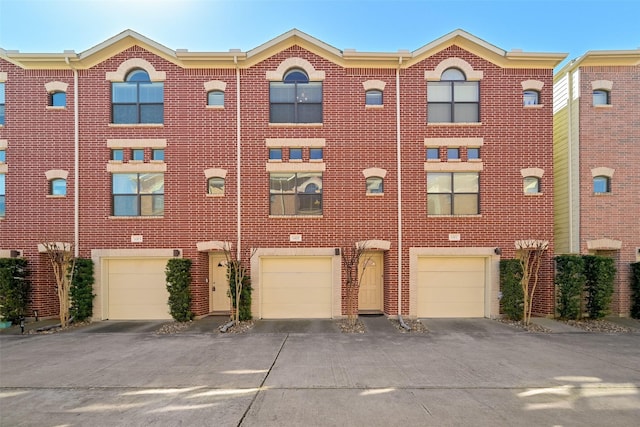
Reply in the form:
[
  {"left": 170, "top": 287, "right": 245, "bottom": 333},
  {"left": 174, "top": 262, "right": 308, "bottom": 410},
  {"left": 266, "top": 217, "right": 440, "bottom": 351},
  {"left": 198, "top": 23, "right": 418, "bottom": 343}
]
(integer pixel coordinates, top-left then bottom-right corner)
[{"left": 1, "top": 318, "right": 639, "bottom": 426}]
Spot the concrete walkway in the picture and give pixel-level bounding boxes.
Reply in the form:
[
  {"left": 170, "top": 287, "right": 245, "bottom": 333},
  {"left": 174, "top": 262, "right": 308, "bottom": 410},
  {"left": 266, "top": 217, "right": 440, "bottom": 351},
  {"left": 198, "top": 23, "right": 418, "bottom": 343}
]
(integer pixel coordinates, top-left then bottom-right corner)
[{"left": 1, "top": 317, "right": 639, "bottom": 426}]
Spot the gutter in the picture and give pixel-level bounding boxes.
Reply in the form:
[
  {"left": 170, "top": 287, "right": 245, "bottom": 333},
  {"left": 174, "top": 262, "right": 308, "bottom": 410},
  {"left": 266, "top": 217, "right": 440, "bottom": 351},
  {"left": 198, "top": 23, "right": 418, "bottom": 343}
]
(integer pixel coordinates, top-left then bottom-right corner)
[{"left": 65, "top": 56, "right": 80, "bottom": 257}]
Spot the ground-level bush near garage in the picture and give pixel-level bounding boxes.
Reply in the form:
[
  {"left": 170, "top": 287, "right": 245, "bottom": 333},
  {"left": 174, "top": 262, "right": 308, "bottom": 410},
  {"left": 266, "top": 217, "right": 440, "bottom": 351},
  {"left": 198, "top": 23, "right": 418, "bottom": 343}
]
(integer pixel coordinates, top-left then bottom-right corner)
[
  {"left": 631, "top": 262, "right": 640, "bottom": 319},
  {"left": 583, "top": 255, "right": 615, "bottom": 319},
  {"left": 70, "top": 258, "right": 95, "bottom": 321},
  {"left": 499, "top": 259, "right": 523, "bottom": 320},
  {"left": 165, "top": 258, "right": 194, "bottom": 322},
  {"left": 0, "top": 258, "right": 31, "bottom": 324},
  {"left": 555, "top": 255, "right": 585, "bottom": 319}
]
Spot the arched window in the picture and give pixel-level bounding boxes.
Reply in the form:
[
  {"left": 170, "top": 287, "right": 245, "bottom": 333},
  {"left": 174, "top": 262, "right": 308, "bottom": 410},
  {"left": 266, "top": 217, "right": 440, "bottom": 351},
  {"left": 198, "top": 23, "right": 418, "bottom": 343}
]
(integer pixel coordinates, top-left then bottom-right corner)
[
  {"left": 207, "top": 177, "right": 225, "bottom": 196},
  {"left": 112, "top": 69, "right": 164, "bottom": 124},
  {"left": 270, "top": 68, "right": 322, "bottom": 123},
  {"left": 428, "top": 68, "right": 479, "bottom": 123},
  {"left": 207, "top": 90, "right": 224, "bottom": 107},
  {"left": 366, "top": 176, "right": 384, "bottom": 194},
  {"left": 593, "top": 90, "right": 610, "bottom": 106},
  {"left": 49, "top": 91, "right": 66, "bottom": 107},
  {"left": 365, "top": 89, "right": 383, "bottom": 106},
  {"left": 593, "top": 176, "right": 610, "bottom": 193},
  {"left": 523, "top": 90, "right": 539, "bottom": 106},
  {"left": 50, "top": 178, "right": 67, "bottom": 196},
  {"left": 523, "top": 176, "right": 540, "bottom": 194}
]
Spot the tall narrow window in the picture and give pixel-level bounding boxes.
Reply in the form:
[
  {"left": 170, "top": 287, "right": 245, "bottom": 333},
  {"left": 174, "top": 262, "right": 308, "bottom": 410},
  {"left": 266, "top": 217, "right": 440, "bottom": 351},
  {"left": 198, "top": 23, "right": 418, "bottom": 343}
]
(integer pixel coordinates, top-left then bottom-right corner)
[
  {"left": 112, "top": 69, "right": 164, "bottom": 124},
  {"left": 428, "top": 68, "right": 479, "bottom": 123},
  {"left": 0, "top": 82, "right": 5, "bottom": 125},
  {"left": 112, "top": 173, "right": 164, "bottom": 216},
  {"left": 0, "top": 174, "right": 5, "bottom": 217},
  {"left": 270, "top": 69, "right": 322, "bottom": 123}
]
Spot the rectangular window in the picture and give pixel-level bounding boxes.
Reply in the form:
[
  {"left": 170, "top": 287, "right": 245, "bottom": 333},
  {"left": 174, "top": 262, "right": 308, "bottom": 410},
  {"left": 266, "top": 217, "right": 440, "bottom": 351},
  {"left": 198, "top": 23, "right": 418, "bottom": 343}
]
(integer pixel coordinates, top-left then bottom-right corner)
[
  {"left": 112, "top": 82, "right": 163, "bottom": 124},
  {"left": 131, "top": 149, "right": 144, "bottom": 161},
  {"left": 467, "top": 147, "right": 480, "bottom": 160},
  {"left": 111, "top": 149, "right": 124, "bottom": 161},
  {"left": 447, "top": 148, "right": 460, "bottom": 160},
  {"left": 0, "top": 149, "right": 5, "bottom": 162},
  {"left": 270, "top": 172, "right": 322, "bottom": 216},
  {"left": 427, "top": 172, "right": 479, "bottom": 215},
  {"left": 0, "top": 174, "right": 5, "bottom": 218},
  {"left": 309, "top": 148, "right": 323, "bottom": 160},
  {"left": 152, "top": 149, "right": 165, "bottom": 161},
  {"left": 426, "top": 148, "right": 440, "bottom": 160},
  {"left": 269, "top": 148, "right": 282, "bottom": 161},
  {"left": 427, "top": 81, "right": 479, "bottom": 123},
  {"left": 289, "top": 148, "right": 302, "bottom": 160},
  {"left": 269, "top": 82, "right": 322, "bottom": 123},
  {"left": 0, "top": 82, "right": 5, "bottom": 125},
  {"left": 112, "top": 173, "right": 164, "bottom": 216}
]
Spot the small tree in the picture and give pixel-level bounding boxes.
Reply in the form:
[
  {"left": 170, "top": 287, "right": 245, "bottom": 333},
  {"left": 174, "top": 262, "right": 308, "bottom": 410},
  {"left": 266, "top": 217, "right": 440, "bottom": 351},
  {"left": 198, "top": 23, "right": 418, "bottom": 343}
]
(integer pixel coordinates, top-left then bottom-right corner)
[
  {"left": 515, "top": 239, "right": 548, "bottom": 325},
  {"left": 341, "top": 242, "right": 370, "bottom": 326},
  {"left": 223, "top": 246, "right": 255, "bottom": 325},
  {"left": 40, "top": 242, "right": 75, "bottom": 327}
]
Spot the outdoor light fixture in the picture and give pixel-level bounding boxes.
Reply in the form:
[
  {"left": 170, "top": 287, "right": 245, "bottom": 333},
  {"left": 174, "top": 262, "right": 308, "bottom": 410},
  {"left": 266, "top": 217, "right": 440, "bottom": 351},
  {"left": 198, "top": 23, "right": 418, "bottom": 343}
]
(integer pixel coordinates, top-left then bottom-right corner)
[
  {"left": 173, "top": 249, "right": 180, "bottom": 257},
  {"left": 494, "top": 247, "right": 502, "bottom": 255},
  {"left": 335, "top": 248, "right": 341, "bottom": 255},
  {"left": 10, "top": 250, "right": 19, "bottom": 258}
]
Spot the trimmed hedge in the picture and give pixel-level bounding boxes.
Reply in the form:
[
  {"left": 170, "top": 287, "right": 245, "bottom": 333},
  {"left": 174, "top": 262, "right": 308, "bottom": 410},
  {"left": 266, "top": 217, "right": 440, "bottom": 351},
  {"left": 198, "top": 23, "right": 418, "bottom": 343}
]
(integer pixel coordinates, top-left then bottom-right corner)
[
  {"left": 70, "top": 258, "right": 95, "bottom": 321},
  {"left": 499, "top": 259, "right": 523, "bottom": 320},
  {"left": 583, "top": 255, "right": 616, "bottom": 319},
  {"left": 555, "top": 255, "right": 585, "bottom": 319},
  {"left": 0, "top": 258, "right": 31, "bottom": 323},
  {"left": 165, "top": 258, "right": 194, "bottom": 322},
  {"left": 631, "top": 262, "right": 640, "bottom": 319}
]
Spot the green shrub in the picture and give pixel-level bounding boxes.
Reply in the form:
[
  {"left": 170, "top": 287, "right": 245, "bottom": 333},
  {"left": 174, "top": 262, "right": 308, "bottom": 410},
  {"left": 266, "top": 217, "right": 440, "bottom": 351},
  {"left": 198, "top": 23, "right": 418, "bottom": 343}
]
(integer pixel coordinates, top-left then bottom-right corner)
[
  {"left": 500, "top": 259, "right": 523, "bottom": 320},
  {"left": 165, "top": 258, "right": 193, "bottom": 322},
  {"left": 631, "top": 262, "right": 640, "bottom": 319},
  {"left": 0, "top": 258, "right": 31, "bottom": 324},
  {"left": 227, "top": 261, "right": 252, "bottom": 321},
  {"left": 555, "top": 255, "right": 585, "bottom": 319},
  {"left": 583, "top": 255, "right": 616, "bottom": 319},
  {"left": 70, "top": 258, "right": 95, "bottom": 321}
]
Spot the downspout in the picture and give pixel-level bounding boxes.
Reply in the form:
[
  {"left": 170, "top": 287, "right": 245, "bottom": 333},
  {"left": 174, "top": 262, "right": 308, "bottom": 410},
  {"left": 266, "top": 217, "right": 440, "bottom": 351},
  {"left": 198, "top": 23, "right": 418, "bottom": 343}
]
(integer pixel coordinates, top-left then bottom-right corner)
[
  {"left": 566, "top": 67, "right": 575, "bottom": 253},
  {"left": 235, "top": 55, "right": 241, "bottom": 260},
  {"left": 396, "top": 56, "right": 410, "bottom": 331},
  {"left": 65, "top": 56, "right": 79, "bottom": 257}
]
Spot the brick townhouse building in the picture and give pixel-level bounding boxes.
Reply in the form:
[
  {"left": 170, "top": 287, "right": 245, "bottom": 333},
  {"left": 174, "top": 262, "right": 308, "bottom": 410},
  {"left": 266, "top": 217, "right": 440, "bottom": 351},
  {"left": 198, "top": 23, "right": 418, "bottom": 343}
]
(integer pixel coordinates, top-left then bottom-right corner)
[
  {"left": 553, "top": 48, "right": 640, "bottom": 316},
  {"left": 0, "top": 29, "right": 566, "bottom": 321}
]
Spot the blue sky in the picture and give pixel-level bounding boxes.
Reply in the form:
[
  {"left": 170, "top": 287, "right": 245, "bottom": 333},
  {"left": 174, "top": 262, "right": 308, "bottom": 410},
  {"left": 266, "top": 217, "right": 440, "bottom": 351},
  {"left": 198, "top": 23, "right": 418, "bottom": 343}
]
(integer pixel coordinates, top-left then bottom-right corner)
[{"left": 1, "top": 0, "right": 638, "bottom": 69}]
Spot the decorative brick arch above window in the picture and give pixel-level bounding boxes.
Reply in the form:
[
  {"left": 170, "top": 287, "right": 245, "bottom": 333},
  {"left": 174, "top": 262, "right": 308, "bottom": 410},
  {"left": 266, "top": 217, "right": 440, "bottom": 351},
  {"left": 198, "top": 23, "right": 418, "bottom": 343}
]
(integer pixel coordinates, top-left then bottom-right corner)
[
  {"left": 44, "top": 81, "right": 68, "bottom": 94},
  {"left": 106, "top": 58, "right": 166, "bottom": 82},
  {"left": 425, "top": 58, "right": 483, "bottom": 81},
  {"left": 591, "top": 167, "right": 614, "bottom": 178},
  {"left": 362, "top": 80, "right": 386, "bottom": 91},
  {"left": 591, "top": 80, "right": 613, "bottom": 91},
  {"left": 521, "top": 80, "right": 544, "bottom": 92},
  {"left": 362, "top": 167, "right": 387, "bottom": 179},
  {"left": 587, "top": 238, "right": 622, "bottom": 251},
  {"left": 45, "top": 169, "right": 69, "bottom": 181},
  {"left": 266, "top": 57, "right": 325, "bottom": 81},
  {"left": 204, "top": 168, "right": 228, "bottom": 179},
  {"left": 204, "top": 80, "right": 227, "bottom": 92}
]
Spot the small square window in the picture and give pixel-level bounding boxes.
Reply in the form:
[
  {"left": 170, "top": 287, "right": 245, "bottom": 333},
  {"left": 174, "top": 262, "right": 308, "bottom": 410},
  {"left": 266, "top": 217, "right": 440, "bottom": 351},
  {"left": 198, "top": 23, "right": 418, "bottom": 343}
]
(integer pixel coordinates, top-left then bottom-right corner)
[
  {"left": 152, "top": 149, "right": 165, "bottom": 161},
  {"left": 289, "top": 148, "right": 302, "bottom": 161},
  {"left": 207, "top": 90, "right": 224, "bottom": 107},
  {"left": 524, "top": 176, "right": 540, "bottom": 194},
  {"left": 310, "top": 148, "right": 323, "bottom": 160},
  {"left": 207, "top": 177, "right": 225, "bottom": 195},
  {"left": 593, "top": 176, "right": 610, "bottom": 193},
  {"left": 426, "top": 148, "right": 439, "bottom": 160},
  {"left": 131, "top": 149, "right": 144, "bottom": 161},
  {"left": 365, "top": 90, "right": 383, "bottom": 106},
  {"left": 50, "top": 178, "right": 67, "bottom": 196},
  {"left": 366, "top": 176, "right": 383, "bottom": 194},
  {"left": 447, "top": 148, "right": 460, "bottom": 160},
  {"left": 467, "top": 147, "right": 480, "bottom": 160},
  {"left": 269, "top": 148, "right": 282, "bottom": 161},
  {"left": 0, "top": 150, "right": 5, "bottom": 163},
  {"left": 111, "top": 149, "right": 124, "bottom": 161}
]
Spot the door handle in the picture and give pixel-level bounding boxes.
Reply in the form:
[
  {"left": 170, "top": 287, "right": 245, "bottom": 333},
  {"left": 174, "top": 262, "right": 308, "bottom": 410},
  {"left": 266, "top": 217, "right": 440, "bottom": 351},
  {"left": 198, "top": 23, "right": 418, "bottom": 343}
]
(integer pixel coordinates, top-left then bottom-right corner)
[{"left": 212, "top": 286, "right": 216, "bottom": 292}]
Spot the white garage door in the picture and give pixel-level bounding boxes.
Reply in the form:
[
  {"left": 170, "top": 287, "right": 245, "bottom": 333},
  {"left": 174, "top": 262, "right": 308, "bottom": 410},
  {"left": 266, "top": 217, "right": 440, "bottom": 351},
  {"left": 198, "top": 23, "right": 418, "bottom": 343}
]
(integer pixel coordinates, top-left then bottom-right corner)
[
  {"left": 417, "top": 257, "right": 486, "bottom": 318},
  {"left": 107, "top": 258, "right": 171, "bottom": 320},
  {"left": 261, "top": 257, "right": 332, "bottom": 319}
]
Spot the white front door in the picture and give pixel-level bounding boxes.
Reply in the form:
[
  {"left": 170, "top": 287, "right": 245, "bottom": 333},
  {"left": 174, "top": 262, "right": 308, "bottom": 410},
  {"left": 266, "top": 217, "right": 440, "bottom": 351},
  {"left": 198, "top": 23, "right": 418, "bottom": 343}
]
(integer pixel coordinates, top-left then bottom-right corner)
[{"left": 209, "top": 253, "right": 231, "bottom": 313}]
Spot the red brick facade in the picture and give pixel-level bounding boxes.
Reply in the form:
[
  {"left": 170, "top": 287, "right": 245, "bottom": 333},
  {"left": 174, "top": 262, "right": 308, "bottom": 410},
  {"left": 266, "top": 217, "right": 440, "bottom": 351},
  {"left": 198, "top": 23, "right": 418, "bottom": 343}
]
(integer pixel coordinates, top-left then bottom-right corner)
[{"left": 0, "top": 30, "right": 565, "bottom": 320}]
